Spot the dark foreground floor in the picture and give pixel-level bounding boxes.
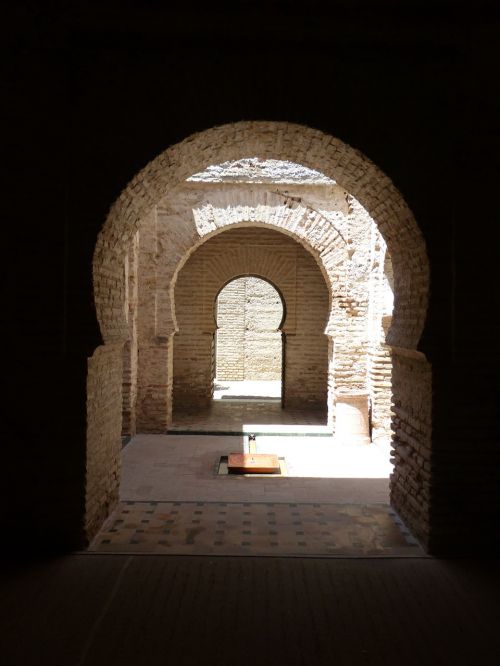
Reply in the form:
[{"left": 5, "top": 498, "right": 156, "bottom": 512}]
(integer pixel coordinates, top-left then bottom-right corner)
[{"left": 1, "top": 555, "right": 499, "bottom": 666}]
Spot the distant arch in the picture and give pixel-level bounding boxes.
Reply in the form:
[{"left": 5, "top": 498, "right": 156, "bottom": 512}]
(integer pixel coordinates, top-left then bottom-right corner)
[{"left": 214, "top": 274, "right": 286, "bottom": 332}]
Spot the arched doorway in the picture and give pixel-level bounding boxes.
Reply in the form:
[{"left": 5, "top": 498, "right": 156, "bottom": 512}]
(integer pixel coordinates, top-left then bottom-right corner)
[
  {"left": 171, "top": 224, "right": 330, "bottom": 426},
  {"left": 90, "top": 122, "right": 430, "bottom": 549},
  {"left": 214, "top": 276, "right": 284, "bottom": 403}
]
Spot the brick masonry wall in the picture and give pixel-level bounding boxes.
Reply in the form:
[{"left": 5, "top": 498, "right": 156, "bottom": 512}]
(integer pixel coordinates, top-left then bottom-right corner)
[
  {"left": 367, "top": 222, "right": 394, "bottom": 446},
  {"left": 133, "top": 210, "right": 173, "bottom": 433},
  {"left": 390, "top": 350, "right": 432, "bottom": 547},
  {"left": 330, "top": 196, "right": 373, "bottom": 404},
  {"left": 122, "top": 232, "right": 139, "bottom": 436},
  {"left": 86, "top": 344, "right": 122, "bottom": 542},
  {"left": 216, "top": 277, "right": 283, "bottom": 381},
  {"left": 215, "top": 278, "right": 246, "bottom": 380},
  {"left": 173, "top": 227, "right": 329, "bottom": 409}
]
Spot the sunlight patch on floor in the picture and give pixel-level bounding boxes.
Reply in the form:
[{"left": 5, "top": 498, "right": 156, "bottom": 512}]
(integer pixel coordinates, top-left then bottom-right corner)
[
  {"left": 253, "top": 435, "right": 393, "bottom": 479},
  {"left": 213, "top": 379, "right": 281, "bottom": 400},
  {"left": 120, "top": 434, "right": 392, "bottom": 504}
]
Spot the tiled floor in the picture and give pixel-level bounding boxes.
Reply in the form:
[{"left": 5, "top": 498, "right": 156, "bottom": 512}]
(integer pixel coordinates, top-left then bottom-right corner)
[
  {"left": 89, "top": 500, "right": 424, "bottom": 556},
  {"left": 88, "top": 433, "right": 409, "bottom": 556}
]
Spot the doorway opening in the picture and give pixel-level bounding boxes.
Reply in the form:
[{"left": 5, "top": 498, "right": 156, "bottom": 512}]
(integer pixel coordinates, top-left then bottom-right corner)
[
  {"left": 213, "top": 276, "right": 284, "bottom": 405},
  {"left": 171, "top": 224, "right": 330, "bottom": 432},
  {"left": 90, "top": 121, "right": 431, "bottom": 551}
]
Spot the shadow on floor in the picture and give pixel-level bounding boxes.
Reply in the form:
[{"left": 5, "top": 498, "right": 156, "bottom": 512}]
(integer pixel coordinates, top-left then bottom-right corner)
[{"left": 1, "top": 555, "right": 499, "bottom": 666}]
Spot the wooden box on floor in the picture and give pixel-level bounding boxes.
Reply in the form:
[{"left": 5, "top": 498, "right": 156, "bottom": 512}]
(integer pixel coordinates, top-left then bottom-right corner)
[{"left": 228, "top": 453, "right": 280, "bottom": 474}]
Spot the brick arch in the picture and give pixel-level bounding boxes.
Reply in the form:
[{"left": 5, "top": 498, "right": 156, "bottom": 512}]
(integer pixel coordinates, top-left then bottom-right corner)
[
  {"left": 164, "top": 214, "right": 345, "bottom": 338},
  {"left": 174, "top": 226, "right": 330, "bottom": 336},
  {"left": 172, "top": 225, "right": 330, "bottom": 410},
  {"left": 89, "top": 122, "right": 433, "bottom": 551},
  {"left": 153, "top": 184, "right": 350, "bottom": 339},
  {"left": 94, "top": 121, "right": 428, "bottom": 351}
]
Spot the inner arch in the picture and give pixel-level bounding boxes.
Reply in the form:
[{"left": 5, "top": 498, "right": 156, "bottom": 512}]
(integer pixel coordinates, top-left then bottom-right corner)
[{"left": 172, "top": 225, "right": 330, "bottom": 416}]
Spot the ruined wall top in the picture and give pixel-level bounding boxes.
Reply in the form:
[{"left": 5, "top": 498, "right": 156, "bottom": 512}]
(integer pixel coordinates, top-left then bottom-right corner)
[{"left": 187, "top": 158, "right": 336, "bottom": 184}]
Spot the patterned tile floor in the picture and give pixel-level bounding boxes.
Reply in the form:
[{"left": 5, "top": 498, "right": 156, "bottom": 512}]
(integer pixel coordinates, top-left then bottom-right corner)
[{"left": 89, "top": 501, "right": 424, "bottom": 557}]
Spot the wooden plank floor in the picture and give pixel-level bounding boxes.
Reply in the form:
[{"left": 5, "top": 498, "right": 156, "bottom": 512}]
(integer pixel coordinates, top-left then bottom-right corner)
[{"left": 1, "top": 555, "right": 499, "bottom": 665}]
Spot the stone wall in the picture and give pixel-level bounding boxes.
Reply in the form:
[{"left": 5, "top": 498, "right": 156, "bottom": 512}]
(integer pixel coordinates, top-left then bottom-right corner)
[
  {"left": 173, "top": 227, "right": 329, "bottom": 409},
  {"left": 216, "top": 277, "right": 283, "bottom": 381}
]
